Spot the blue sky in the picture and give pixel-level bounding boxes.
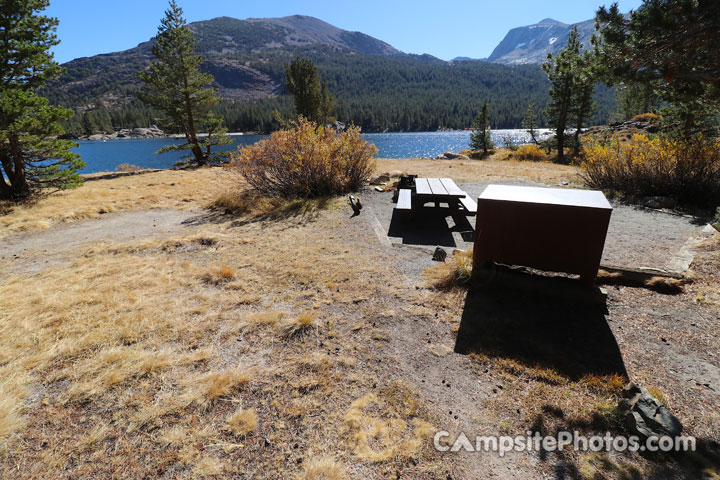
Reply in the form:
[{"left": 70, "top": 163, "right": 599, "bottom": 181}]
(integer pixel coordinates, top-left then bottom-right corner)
[{"left": 45, "top": 0, "right": 644, "bottom": 64}]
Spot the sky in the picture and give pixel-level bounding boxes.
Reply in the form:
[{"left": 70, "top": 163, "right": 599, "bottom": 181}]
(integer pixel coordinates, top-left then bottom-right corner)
[{"left": 45, "top": 0, "right": 644, "bottom": 64}]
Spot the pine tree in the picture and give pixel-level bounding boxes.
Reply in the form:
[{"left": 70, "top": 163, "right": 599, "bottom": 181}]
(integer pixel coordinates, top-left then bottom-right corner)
[
  {"left": 139, "top": 0, "right": 229, "bottom": 165},
  {"left": 469, "top": 100, "right": 493, "bottom": 154},
  {"left": 284, "top": 57, "right": 336, "bottom": 125},
  {"left": 596, "top": 0, "right": 720, "bottom": 114},
  {"left": 543, "top": 26, "right": 582, "bottom": 163},
  {"left": 613, "top": 82, "right": 661, "bottom": 121},
  {"left": 522, "top": 103, "right": 540, "bottom": 145},
  {"left": 0, "top": 0, "right": 85, "bottom": 200},
  {"left": 570, "top": 49, "right": 598, "bottom": 156}
]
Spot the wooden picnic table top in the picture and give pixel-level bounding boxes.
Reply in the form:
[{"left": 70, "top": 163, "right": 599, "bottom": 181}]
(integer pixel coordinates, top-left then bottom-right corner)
[{"left": 415, "top": 177, "right": 466, "bottom": 198}]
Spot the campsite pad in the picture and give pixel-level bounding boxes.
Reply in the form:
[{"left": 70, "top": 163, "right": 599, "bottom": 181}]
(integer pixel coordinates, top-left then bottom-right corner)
[{"left": 365, "top": 182, "right": 706, "bottom": 273}]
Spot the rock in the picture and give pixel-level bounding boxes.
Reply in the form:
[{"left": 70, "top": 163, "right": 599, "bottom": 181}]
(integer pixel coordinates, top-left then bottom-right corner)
[
  {"left": 369, "top": 174, "right": 390, "bottom": 185},
  {"left": 643, "top": 196, "right": 677, "bottom": 209},
  {"left": 436, "top": 151, "right": 469, "bottom": 160},
  {"left": 331, "top": 120, "right": 346, "bottom": 132},
  {"left": 87, "top": 134, "right": 105, "bottom": 141},
  {"left": 432, "top": 247, "right": 447, "bottom": 262},
  {"left": 388, "top": 170, "right": 404, "bottom": 177},
  {"left": 618, "top": 382, "right": 683, "bottom": 439},
  {"left": 132, "top": 127, "right": 150, "bottom": 136}
]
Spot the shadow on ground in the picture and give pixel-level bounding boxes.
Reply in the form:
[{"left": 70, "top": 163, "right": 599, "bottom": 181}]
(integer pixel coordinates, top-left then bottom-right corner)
[
  {"left": 454, "top": 266, "right": 627, "bottom": 380},
  {"left": 387, "top": 209, "right": 475, "bottom": 248},
  {"left": 182, "top": 197, "right": 331, "bottom": 230}
]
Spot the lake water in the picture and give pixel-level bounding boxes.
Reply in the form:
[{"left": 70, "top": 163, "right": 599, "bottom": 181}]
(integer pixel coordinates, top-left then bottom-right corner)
[{"left": 73, "top": 129, "right": 552, "bottom": 174}]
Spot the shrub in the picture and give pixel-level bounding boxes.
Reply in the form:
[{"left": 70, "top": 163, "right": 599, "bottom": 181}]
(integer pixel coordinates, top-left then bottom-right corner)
[
  {"left": 501, "top": 136, "right": 518, "bottom": 151},
  {"left": 515, "top": 144, "right": 547, "bottom": 162},
  {"left": 714, "top": 207, "right": 720, "bottom": 231},
  {"left": 230, "top": 118, "right": 377, "bottom": 198},
  {"left": 630, "top": 112, "right": 662, "bottom": 122},
  {"left": 581, "top": 134, "right": 720, "bottom": 209},
  {"left": 115, "top": 163, "right": 143, "bottom": 173}
]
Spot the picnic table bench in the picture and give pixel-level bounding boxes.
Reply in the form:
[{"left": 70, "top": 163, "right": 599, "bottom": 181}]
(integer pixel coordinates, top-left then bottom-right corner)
[{"left": 395, "top": 177, "right": 476, "bottom": 215}]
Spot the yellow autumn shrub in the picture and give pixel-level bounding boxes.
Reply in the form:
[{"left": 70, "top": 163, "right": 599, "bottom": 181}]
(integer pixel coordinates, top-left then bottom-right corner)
[
  {"left": 581, "top": 134, "right": 720, "bottom": 208},
  {"left": 230, "top": 118, "right": 377, "bottom": 198},
  {"left": 515, "top": 144, "right": 546, "bottom": 162}
]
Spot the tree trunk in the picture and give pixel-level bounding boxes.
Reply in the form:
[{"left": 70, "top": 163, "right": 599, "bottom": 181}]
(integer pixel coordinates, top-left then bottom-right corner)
[
  {"left": 556, "top": 125, "right": 565, "bottom": 163},
  {"left": 573, "top": 122, "right": 582, "bottom": 157},
  {"left": 0, "top": 173, "right": 12, "bottom": 200},
  {"left": 182, "top": 73, "right": 206, "bottom": 167},
  {"left": 1, "top": 137, "right": 31, "bottom": 199},
  {"left": 190, "top": 144, "right": 205, "bottom": 165}
]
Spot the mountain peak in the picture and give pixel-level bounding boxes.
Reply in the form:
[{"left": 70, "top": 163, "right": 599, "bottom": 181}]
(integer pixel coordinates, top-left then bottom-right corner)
[
  {"left": 537, "top": 18, "right": 566, "bottom": 25},
  {"left": 487, "top": 16, "right": 596, "bottom": 64}
]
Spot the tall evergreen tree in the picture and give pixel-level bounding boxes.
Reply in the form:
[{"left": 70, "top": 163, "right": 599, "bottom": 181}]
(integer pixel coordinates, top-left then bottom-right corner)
[
  {"left": 0, "top": 0, "right": 85, "bottom": 200},
  {"left": 469, "top": 100, "right": 493, "bottom": 154},
  {"left": 522, "top": 102, "right": 540, "bottom": 145},
  {"left": 284, "top": 57, "right": 337, "bottom": 125},
  {"left": 139, "top": 0, "right": 230, "bottom": 166},
  {"left": 543, "top": 26, "right": 583, "bottom": 163},
  {"left": 570, "top": 49, "right": 598, "bottom": 156}
]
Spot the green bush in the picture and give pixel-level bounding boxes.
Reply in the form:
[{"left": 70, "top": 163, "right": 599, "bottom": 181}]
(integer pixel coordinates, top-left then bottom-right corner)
[{"left": 230, "top": 118, "right": 377, "bottom": 198}]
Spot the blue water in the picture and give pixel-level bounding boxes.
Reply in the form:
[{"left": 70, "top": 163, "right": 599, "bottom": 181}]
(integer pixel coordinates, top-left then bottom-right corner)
[{"left": 73, "top": 129, "right": 552, "bottom": 174}]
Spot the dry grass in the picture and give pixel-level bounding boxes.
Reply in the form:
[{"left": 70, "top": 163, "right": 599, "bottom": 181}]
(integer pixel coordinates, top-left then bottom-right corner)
[
  {"left": 0, "top": 170, "right": 441, "bottom": 478},
  {"left": 281, "top": 311, "right": 318, "bottom": 338},
  {"left": 182, "top": 369, "right": 252, "bottom": 408},
  {"left": 201, "top": 264, "right": 236, "bottom": 284},
  {"left": 225, "top": 407, "right": 258, "bottom": 437},
  {"left": 300, "top": 457, "right": 346, "bottom": 480},
  {"left": 423, "top": 249, "right": 474, "bottom": 290},
  {"left": 0, "top": 167, "right": 230, "bottom": 239},
  {"left": 343, "top": 382, "right": 435, "bottom": 463}
]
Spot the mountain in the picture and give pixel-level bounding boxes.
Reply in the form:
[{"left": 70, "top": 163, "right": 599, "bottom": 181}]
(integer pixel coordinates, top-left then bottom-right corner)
[
  {"left": 47, "top": 15, "right": 616, "bottom": 134},
  {"left": 49, "top": 15, "right": 410, "bottom": 107},
  {"left": 487, "top": 17, "right": 597, "bottom": 65}
]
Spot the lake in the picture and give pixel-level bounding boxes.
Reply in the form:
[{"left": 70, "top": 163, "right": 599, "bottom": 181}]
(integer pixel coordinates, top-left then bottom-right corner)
[{"left": 73, "top": 129, "right": 552, "bottom": 174}]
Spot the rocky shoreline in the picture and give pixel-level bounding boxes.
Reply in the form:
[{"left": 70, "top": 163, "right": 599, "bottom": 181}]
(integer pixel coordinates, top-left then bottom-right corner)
[{"left": 65, "top": 126, "right": 168, "bottom": 141}]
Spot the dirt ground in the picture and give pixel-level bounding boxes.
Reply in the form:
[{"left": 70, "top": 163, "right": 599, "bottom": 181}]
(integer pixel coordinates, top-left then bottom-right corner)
[{"left": 0, "top": 159, "right": 719, "bottom": 479}]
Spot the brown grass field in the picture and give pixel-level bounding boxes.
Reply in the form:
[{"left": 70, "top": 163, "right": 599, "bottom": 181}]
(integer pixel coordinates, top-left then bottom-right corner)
[{"left": 0, "top": 155, "right": 718, "bottom": 479}]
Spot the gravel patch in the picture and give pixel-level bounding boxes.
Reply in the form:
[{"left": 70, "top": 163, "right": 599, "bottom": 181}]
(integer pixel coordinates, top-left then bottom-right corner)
[{"left": 0, "top": 209, "right": 200, "bottom": 276}]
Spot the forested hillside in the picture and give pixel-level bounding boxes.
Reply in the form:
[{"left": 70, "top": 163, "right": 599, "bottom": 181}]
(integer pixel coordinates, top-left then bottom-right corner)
[{"left": 45, "top": 15, "right": 616, "bottom": 134}]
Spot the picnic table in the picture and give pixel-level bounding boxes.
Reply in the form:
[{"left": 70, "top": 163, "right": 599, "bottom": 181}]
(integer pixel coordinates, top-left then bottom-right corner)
[{"left": 395, "top": 177, "right": 477, "bottom": 215}]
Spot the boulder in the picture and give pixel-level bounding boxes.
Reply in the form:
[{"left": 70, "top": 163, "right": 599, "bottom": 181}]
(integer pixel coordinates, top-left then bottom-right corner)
[
  {"left": 432, "top": 247, "right": 447, "bottom": 262},
  {"left": 436, "top": 151, "right": 469, "bottom": 160},
  {"left": 132, "top": 128, "right": 152, "bottom": 137},
  {"left": 618, "top": 383, "right": 683, "bottom": 439},
  {"left": 369, "top": 174, "right": 391, "bottom": 185},
  {"left": 388, "top": 170, "right": 404, "bottom": 177},
  {"left": 643, "top": 196, "right": 677, "bottom": 209}
]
